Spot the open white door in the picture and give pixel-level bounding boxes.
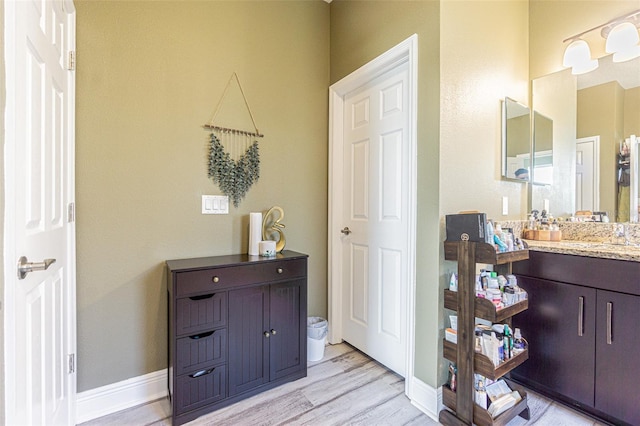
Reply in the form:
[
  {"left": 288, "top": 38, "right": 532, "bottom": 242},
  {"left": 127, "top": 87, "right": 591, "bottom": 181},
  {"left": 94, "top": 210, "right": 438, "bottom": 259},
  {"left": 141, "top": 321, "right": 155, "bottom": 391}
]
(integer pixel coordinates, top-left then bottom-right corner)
[
  {"left": 328, "top": 35, "right": 417, "bottom": 381},
  {"left": 4, "top": 0, "right": 77, "bottom": 424}
]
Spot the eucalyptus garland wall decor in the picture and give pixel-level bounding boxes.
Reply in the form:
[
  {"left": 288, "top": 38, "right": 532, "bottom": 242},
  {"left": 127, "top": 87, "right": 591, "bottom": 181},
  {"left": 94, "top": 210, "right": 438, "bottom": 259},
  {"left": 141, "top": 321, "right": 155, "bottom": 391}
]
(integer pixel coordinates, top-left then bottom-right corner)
[
  {"left": 203, "top": 72, "right": 265, "bottom": 207},
  {"left": 207, "top": 132, "right": 260, "bottom": 207}
]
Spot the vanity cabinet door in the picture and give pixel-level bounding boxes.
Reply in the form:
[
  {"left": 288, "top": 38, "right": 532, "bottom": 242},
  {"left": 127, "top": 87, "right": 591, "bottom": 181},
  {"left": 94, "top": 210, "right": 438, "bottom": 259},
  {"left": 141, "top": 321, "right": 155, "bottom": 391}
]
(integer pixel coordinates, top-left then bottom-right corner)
[
  {"left": 511, "top": 276, "right": 596, "bottom": 408},
  {"left": 595, "top": 290, "right": 640, "bottom": 426}
]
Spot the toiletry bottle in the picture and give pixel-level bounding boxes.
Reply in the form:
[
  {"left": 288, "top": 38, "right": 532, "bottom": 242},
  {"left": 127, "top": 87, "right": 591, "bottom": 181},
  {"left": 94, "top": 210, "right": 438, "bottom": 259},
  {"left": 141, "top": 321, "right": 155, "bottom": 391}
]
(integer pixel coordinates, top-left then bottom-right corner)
[
  {"left": 486, "top": 219, "right": 494, "bottom": 249},
  {"left": 503, "top": 324, "right": 512, "bottom": 359},
  {"left": 449, "top": 272, "right": 458, "bottom": 292},
  {"left": 513, "top": 328, "right": 525, "bottom": 354}
]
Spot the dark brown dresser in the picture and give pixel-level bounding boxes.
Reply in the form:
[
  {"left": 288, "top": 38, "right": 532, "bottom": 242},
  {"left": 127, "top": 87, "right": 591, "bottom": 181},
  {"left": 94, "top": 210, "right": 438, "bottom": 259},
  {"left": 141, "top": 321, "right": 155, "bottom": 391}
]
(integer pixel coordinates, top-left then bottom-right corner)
[{"left": 166, "top": 250, "right": 308, "bottom": 425}]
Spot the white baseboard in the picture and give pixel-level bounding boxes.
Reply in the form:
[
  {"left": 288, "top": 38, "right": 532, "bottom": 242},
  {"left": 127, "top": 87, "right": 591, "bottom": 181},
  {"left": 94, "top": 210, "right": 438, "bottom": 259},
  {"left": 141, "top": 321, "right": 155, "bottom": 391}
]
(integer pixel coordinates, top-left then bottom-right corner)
[
  {"left": 76, "top": 369, "right": 167, "bottom": 424},
  {"left": 408, "top": 376, "right": 442, "bottom": 422}
]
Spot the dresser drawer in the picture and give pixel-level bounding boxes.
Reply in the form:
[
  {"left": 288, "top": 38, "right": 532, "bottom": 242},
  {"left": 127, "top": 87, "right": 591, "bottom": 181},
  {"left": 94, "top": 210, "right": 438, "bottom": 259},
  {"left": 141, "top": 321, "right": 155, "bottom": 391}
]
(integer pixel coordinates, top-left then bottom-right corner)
[
  {"left": 262, "top": 259, "right": 307, "bottom": 282},
  {"left": 176, "top": 292, "right": 226, "bottom": 336},
  {"left": 176, "top": 264, "right": 264, "bottom": 296},
  {"left": 174, "top": 365, "right": 226, "bottom": 415},
  {"left": 176, "top": 329, "right": 227, "bottom": 376}
]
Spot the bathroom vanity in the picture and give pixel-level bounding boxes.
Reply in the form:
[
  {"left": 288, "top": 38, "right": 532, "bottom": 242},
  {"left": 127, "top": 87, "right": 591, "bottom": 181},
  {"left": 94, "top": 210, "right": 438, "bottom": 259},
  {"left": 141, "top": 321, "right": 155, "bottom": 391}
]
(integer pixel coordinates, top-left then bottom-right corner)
[
  {"left": 166, "top": 251, "right": 308, "bottom": 425},
  {"left": 510, "top": 246, "right": 640, "bottom": 426}
]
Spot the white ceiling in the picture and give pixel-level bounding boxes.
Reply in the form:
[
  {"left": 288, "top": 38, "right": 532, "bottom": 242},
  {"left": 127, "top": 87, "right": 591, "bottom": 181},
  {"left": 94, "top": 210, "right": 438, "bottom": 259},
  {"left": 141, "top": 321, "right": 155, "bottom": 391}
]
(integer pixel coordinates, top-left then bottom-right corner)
[{"left": 577, "top": 54, "right": 640, "bottom": 90}]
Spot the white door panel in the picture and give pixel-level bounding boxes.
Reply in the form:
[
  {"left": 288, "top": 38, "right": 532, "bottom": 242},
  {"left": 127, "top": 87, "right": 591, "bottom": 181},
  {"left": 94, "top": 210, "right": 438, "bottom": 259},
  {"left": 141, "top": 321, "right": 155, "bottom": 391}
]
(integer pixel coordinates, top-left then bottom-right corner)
[
  {"left": 341, "top": 64, "right": 409, "bottom": 376},
  {"left": 576, "top": 136, "right": 599, "bottom": 212},
  {"left": 5, "top": 0, "right": 77, "bottom": 424}
]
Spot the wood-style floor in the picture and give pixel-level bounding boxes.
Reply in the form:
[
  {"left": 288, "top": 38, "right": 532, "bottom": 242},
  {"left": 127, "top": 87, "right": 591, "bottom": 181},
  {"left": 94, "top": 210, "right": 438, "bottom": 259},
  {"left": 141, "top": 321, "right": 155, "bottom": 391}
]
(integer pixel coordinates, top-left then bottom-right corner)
[{"left": 80, "top": 343, "right": 606, "bottom": 426}]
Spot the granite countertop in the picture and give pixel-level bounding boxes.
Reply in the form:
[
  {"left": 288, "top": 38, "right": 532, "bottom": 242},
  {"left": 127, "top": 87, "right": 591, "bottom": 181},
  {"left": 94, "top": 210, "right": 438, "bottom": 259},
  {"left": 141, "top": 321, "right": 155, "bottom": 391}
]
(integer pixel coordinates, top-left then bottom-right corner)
[{"left": 524, "top": 239, "right": 640, "bottom": 262}]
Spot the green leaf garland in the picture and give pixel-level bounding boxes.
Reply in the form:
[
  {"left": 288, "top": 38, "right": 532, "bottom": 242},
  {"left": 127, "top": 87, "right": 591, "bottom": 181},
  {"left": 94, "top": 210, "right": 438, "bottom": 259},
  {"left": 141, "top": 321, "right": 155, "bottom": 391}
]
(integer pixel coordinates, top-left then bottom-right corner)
[{"left": 208, "top": 133, "right": 260, "bottom": 207}]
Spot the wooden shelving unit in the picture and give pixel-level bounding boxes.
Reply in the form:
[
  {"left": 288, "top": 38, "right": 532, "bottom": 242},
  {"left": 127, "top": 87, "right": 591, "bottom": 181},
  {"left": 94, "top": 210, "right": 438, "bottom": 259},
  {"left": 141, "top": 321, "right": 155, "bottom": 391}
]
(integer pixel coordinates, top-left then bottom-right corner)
[{"left": 439, "top": 241, "right": 531, "bottom": 426}]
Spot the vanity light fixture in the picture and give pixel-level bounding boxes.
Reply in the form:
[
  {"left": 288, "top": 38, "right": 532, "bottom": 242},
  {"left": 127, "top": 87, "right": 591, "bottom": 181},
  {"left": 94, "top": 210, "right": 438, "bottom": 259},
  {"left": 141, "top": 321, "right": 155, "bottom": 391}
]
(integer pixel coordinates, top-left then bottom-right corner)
[
  {"left": 563, "top": 9, "right": 640, "bottom": 73},
  {"left": 605, "top": 21, "right": 640, "bottom": 62},
  {"left": 562, "top": 39, "right": 598, "bottom": 75}
]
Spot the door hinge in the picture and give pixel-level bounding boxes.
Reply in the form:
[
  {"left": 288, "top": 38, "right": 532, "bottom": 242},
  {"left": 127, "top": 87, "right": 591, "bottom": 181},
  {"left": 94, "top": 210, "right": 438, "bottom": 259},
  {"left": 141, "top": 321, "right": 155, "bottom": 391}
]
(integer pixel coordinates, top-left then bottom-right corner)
[
  {"left": 67, "top": 50, "right": 76, "bottom": 71},
  {"left": 68, "top": 353, "right": 75, "bottom": 374},
  {"left": 67, "top": 202, "right": 75, "bottom": 223}
]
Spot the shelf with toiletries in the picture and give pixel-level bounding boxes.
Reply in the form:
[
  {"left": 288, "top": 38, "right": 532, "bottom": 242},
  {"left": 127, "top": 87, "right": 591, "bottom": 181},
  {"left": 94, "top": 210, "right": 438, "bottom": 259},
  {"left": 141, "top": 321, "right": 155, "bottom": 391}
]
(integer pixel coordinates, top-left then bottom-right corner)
[
  {"left": 442, "top": 339, "right": 528, "bottom": 381},
  {"left": 439, "top": 239, "right": 530, "bottom": 426},
  {"left": 443, "top": 241, "right": 529, "bottom": 265},
  {"left": 443, "top": 289, "right": 528, "bottom": 322},
  {"left": 441, "top": 379, "right": 529, "bottom": 426}
]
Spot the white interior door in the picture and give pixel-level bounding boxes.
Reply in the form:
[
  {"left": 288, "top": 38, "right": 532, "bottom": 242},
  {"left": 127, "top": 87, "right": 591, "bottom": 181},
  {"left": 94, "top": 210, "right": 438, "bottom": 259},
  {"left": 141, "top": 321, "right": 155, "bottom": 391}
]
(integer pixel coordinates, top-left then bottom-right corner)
[
  {"left": 329, "top": 35, "right": 418, "bottom": 379},
  {"left": 576, "top": 136, "right": 600, "bottom": 212},
  {"left": 4, "top": 0, "right": 77, "bottom": 424},
  {"left": 340, "top": 64, "right": 409, "bottom": 377}
]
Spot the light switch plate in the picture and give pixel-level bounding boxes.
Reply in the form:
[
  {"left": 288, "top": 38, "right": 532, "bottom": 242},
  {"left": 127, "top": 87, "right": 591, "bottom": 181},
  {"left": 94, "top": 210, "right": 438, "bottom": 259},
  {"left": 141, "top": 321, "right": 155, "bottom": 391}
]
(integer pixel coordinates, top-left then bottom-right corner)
[
  {"left": 202, "top": 195, "right": 229, "bottom": 214},
  {"left": 502, "top": 196, "right": 508, "bottom": 215},
  {"left": 544, "top": 199, "right": 550, "bottom": 213}
]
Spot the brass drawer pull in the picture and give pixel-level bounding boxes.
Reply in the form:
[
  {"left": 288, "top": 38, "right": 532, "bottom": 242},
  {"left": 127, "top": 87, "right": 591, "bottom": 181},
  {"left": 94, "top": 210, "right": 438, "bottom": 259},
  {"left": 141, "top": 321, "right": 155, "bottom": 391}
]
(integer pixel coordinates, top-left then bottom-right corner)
[
  {"left": 212, "top": 276, "right": 220, "bottom": 283},
  {"left": 277, "top": 268, "right": 283, "bottom": 274}
]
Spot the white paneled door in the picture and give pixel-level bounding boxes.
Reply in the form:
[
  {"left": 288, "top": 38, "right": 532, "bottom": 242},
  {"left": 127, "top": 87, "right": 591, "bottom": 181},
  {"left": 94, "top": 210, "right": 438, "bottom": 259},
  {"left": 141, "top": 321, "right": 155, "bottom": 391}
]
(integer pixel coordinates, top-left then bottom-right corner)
[
  {"left": 339, "top": 62, "right": 410, "bottom": 377},
  {"left": 576, "top": 136, "right": 600, "bottom": 212},
  {"left": 4, "top": 0, "right": 77, "bottom": 424}
]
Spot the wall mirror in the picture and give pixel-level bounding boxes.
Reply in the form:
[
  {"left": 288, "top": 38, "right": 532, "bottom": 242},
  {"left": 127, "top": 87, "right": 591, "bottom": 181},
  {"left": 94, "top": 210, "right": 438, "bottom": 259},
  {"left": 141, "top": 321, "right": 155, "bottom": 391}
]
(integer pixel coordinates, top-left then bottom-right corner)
[
  {"left": 532, "top": 111, "right": 553, "bottom": 185},
  {"left": 531, "top": 54, "right": 640, "bottom": 220},
  {"left": 502, "top": 97, "right": 531, "bottom": 182}
]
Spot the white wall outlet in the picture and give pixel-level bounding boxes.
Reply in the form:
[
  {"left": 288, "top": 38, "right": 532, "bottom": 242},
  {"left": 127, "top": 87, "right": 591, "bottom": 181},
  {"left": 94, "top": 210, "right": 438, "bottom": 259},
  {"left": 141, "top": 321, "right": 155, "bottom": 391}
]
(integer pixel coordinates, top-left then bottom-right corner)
[
  {"left": 502, "top": 196, "right": 508, "bottom": 215},
  {"left": 544, "top": 198, "right": 550, "bottom": 213},
  {"left": 202, "top": 195, "right": 229, "bottom": 214}
]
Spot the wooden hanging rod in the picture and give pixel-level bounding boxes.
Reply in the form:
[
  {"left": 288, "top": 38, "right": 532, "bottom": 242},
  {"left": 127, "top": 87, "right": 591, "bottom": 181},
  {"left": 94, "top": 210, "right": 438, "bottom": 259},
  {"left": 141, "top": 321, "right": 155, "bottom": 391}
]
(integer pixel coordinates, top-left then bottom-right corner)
[{"left": 202, "top": 124, "right": 264, "bottom": 138}]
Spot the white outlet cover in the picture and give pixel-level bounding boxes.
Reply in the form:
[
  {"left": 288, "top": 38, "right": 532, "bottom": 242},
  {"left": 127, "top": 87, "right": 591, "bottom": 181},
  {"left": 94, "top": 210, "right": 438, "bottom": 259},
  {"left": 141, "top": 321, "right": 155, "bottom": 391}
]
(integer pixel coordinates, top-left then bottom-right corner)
[{"left": 502, "top": 196, "right": 508, "bottom": 215}]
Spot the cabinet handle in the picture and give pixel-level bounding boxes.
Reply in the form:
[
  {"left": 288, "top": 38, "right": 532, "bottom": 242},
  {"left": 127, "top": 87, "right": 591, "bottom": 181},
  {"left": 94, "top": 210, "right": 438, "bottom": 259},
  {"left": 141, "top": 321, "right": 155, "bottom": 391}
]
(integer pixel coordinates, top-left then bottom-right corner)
[
  {"left": 212, "top": 276, "right": 220, "bottom": 283},
  {"left": 264, "top": 331, "right": 270, "bottom": 338},
  {"left": 189, "top": 293, "right": 214, "bottom": 301},
  {"left": 189, "top": 367, "right": 215, "bottom": 378},
  {"left": 277, "top": 268, "right": 283, "bottom": 274},
  {"left": 578, "top": 296, "right": 584, "bottom": 337},
  {"left": 189, "top": 331, "right": 214, "bottom": 340},
  {"left": 606, "top": 302, "right": 613, "bottom": 345},
  {"left": 271, "top": 329, "right": 277, "bottom": 335}
]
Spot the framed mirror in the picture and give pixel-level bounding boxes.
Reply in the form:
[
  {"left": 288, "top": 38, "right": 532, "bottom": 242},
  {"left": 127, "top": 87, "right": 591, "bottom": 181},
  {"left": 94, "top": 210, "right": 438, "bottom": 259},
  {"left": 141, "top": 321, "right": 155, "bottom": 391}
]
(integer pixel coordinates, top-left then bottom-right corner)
[
  {"left": 502, "top": 97, "right": 531, "bottom": 182},
  {"left": 532, "top": 111, "right": 553, "bottom": 185}
]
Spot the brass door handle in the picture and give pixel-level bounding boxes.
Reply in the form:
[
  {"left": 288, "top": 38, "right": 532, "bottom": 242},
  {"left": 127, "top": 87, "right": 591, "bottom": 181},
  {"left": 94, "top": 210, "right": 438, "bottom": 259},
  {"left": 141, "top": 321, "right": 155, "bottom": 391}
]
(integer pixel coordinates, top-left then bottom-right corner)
[{"left": 17, "top": 256, "right": 56, "bottom": 280}]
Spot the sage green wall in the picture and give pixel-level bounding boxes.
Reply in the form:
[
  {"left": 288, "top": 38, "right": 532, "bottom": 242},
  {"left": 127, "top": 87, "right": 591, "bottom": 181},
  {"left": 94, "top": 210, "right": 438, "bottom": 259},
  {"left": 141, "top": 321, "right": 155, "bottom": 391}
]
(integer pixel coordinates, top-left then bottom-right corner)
[
  {"left": 330, "top": 0, "right": 441, "bottom": 387},
  {"left": 75, "top": 0, "right": 330, "bottom": 391}
]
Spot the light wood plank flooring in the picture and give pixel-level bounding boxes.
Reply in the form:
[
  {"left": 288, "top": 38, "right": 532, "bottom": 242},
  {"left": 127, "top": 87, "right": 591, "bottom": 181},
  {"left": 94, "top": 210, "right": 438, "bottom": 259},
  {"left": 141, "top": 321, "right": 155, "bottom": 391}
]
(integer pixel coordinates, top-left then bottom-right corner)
[{"left": 80, "top": 343, "right": 606, "bottom": 426}]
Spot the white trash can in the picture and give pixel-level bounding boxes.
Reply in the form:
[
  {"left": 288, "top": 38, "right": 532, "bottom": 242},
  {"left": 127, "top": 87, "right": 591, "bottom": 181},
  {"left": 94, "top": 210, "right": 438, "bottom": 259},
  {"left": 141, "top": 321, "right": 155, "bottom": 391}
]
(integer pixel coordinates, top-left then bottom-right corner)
[{"left": 307, "top": 317, "right": 328, "bottom": 361}]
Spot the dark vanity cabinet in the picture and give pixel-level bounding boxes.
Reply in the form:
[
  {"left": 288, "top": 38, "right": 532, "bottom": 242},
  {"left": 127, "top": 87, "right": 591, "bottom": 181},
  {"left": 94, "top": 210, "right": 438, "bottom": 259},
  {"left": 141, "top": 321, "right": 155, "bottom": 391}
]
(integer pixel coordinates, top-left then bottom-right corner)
[
  {"left": 511, "top": 251, "right": 640, "bottom": 426},
  {"left": 167, "top": 251, "right": 308, "bottom": 426}
]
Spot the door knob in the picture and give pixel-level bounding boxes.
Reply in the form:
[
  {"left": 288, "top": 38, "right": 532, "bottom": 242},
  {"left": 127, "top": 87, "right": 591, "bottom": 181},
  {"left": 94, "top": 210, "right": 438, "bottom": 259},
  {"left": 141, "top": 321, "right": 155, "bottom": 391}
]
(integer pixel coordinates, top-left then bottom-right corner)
[
  {"left": 17, "top": 256, "right": 56, "bottom": 280},
  {"left": 340, "top": 227, "right": 351, "bottom": 235}
]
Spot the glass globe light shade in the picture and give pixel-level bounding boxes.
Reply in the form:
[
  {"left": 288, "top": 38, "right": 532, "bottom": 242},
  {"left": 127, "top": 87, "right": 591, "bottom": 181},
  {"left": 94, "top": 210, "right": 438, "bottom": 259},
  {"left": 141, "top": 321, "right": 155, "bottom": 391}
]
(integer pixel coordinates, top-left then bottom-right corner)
[{"left": 563, "top": 40, "right": 598, "bottom": 74}]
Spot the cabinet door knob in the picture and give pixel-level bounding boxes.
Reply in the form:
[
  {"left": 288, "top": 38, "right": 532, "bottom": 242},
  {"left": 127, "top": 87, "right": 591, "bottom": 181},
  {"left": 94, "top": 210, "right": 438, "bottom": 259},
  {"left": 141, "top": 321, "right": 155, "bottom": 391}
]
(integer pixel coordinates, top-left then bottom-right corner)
[
  {"left": 212, "top": 276, "right": 219, "bottom": 283},
  {"left": 271, "top": 329, "right": 277, "bottom": 335},
  {"left": 264, "top": 331, "right": 271, "bottom": 338},
  {"left": 277, "top": 268, "right": 283, "bottom": 274}
]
